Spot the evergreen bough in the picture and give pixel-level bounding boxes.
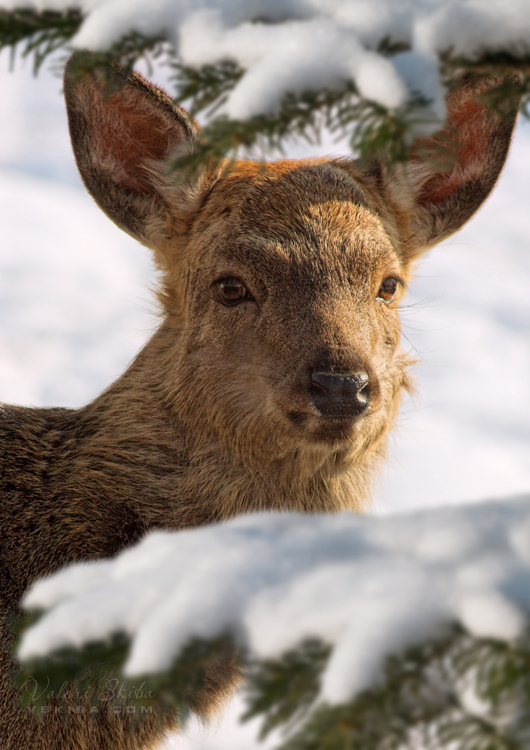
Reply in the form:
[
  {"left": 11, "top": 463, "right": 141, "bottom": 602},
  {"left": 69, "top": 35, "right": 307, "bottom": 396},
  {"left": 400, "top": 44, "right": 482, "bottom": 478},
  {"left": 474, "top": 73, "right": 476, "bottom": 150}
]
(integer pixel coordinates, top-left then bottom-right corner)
[
  {"left": 1, "top": 8, "right": 530, "bottom": 172},
  {"left": 12, "top": 610, "right": 530, "bottom": 750}
]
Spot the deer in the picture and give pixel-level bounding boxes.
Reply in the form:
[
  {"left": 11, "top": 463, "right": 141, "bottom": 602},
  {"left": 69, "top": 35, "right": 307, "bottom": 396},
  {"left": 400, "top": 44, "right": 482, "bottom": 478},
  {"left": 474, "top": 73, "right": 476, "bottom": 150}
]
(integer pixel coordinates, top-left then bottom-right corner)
[{"left": 0, "top": 51, "right": 520, "bottom": 749}]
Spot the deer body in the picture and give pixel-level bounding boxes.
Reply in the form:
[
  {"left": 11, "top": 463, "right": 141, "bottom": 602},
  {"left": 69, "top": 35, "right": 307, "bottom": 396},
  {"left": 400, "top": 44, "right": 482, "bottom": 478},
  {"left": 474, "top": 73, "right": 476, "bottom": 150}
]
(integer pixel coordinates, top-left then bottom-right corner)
[{"left": 0, "top": 55, "right": 519, "bottom": 749}]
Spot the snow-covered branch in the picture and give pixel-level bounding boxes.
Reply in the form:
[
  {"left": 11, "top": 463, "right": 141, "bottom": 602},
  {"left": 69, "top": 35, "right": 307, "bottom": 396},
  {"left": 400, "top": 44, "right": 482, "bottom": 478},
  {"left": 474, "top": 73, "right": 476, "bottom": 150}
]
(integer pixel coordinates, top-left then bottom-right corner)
[
  {"left": 15, "top": 496, "right": 530, "bottom": 748},
  {"left": 1, "top": 2, "right": 529, "bottom": 164}
]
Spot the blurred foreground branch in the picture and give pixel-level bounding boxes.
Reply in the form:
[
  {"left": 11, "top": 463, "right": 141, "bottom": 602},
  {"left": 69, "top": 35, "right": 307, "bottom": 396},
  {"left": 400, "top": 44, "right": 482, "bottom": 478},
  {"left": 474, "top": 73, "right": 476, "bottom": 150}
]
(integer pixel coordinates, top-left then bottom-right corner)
[{"left": 13, "top": 612, "right": 530, "bottom": 750}]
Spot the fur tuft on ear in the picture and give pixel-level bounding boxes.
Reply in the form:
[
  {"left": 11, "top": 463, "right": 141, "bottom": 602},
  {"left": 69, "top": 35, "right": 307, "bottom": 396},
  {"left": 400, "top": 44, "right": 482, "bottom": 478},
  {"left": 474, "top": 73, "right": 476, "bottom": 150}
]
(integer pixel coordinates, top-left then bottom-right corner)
[
  {"left": 64, "top": 52, "right": 200, "bottom": 253},
  {"left": 356, "top": 73, "right": 521, "bottom": 262}
]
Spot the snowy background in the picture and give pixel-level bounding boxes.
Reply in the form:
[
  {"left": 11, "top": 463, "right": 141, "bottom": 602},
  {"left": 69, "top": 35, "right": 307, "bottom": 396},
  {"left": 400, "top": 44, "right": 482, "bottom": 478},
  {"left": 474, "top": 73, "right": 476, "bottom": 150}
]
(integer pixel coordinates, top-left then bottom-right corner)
[{"left": 1, "top": 45, "right": 530, "bottom": 748}]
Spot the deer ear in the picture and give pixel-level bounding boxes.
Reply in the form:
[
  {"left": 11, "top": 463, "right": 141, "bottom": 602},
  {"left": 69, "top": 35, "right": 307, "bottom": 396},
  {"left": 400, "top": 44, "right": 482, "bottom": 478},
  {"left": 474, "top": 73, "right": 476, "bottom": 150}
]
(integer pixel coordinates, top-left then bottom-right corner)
[
  {"left": 64, "top": 53, "right": 200, "bottom": 253},
  {"left": 363, "top": 74, "right": 520, "bottom": 262}
]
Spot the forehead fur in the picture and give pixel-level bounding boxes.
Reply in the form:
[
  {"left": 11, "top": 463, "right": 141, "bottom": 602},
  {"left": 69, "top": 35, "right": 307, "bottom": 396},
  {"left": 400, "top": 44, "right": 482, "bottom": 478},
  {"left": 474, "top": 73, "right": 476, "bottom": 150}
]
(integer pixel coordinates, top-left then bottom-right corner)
[{"left": 192, "top": 160, "right": 398, "bottom": 269}]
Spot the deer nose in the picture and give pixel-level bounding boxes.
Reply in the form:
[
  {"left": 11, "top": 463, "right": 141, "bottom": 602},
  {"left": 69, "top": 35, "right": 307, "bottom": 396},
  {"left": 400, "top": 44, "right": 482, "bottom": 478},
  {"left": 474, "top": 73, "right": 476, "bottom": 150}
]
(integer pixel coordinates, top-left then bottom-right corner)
[{"left": 309, "top": 371, "right": 370, "bottom": 417}]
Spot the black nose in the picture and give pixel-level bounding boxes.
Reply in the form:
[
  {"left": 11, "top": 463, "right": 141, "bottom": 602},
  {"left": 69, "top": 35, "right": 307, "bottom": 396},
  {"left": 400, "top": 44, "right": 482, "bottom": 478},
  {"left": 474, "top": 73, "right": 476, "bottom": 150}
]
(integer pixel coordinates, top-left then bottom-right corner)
[{"left": 309, "top": 371, "right": 370, "bottom": 417}]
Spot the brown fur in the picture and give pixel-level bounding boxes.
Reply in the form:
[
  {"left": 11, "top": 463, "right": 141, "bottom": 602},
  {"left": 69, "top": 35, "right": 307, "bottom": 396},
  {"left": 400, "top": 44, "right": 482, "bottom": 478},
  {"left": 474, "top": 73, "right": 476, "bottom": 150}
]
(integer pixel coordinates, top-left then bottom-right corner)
[{"left": 0, "top": 56, "right": 519, "bottom": 749}]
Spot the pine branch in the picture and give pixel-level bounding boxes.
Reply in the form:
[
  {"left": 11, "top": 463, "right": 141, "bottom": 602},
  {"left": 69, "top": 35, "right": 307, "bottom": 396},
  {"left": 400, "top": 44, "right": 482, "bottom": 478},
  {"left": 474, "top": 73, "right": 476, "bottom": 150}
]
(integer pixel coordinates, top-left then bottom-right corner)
[
  {"left": 242, "top": 638, "right": 332, "bottom": 740},
  {"left": 12, "top": 608, "right": 530, "bottom": 749},
  {"left": 12, "top": 614, "right": 241, "bottom": 723},
  {"left": 0, "top": 9, "right": 166, "bottom": 74},
  {"left": 272, "top": 627, "right": 530, "bottom": 750},
  {"left": 0, "top": 8, "right": 81, "bottom": 72},
  {"left": 2, "top": 8, "right": 530, "bottom": 169}
]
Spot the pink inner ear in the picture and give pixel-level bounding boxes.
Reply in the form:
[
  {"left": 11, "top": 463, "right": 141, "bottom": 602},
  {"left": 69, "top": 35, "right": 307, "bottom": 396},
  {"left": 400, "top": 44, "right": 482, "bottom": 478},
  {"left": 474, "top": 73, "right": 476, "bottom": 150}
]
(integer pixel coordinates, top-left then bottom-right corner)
[
  {"left": 417, "top": 97, "right": 491, "bottom": 205},
  {"left": 96, "top": 89, "right": 184, "bottom": 195}
]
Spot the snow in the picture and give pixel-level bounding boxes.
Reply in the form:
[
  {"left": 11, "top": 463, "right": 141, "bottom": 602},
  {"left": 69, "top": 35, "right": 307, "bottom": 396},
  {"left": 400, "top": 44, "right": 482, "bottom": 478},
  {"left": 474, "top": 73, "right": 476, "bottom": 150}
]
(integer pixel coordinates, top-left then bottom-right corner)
[
  {"left": 6, "top": 0, "right": 530, "bottom": 124},
  {"left": 18, "top": 497, "right": 530, "bottom": 708},
  {"left": 0, "top": 168, "right": 156, "bottom": 406},
  {"left": 455, "top": 589, "right": 527, "bottom": 641}
]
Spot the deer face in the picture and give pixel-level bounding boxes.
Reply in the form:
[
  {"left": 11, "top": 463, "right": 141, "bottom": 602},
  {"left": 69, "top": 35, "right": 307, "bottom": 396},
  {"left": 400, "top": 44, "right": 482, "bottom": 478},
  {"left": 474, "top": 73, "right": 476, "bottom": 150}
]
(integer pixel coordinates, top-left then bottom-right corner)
[
  {"left": 167, "top": 162, "right": 409, "bottom": 460},
  {"left": 63, "top": 55, "right": 518, "bottom": 476}
]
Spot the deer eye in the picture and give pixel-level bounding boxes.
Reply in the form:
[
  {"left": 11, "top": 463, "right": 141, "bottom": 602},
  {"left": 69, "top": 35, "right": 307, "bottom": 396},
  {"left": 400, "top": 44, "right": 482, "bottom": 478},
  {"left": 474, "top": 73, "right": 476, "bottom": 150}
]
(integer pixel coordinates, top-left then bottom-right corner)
[
  {"left": 377, "top": 277, "right": 399, "bottom": 303},
  {"left": 215, "top": 277, "right": 250, "bottom": 305}
]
